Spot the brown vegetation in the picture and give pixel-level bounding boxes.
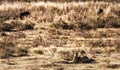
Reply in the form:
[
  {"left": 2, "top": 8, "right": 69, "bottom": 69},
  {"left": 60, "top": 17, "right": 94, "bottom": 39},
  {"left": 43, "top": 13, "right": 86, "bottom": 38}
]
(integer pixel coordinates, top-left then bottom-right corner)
[
  {"left": 0, "top": 1, "right": 120, "bottom": 70},
  {"left": 0, "top": 0, "right": 120, "bottom": 3}
]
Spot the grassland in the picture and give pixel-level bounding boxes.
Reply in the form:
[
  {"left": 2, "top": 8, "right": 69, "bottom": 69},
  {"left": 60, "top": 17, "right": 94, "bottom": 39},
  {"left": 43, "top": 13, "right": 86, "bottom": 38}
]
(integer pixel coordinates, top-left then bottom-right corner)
[
  {"left": 0, "top": 0, "right": 120, "bottom": 3},
  {"left": 0, "top": 0, "right": 120, "bottom": 70}
]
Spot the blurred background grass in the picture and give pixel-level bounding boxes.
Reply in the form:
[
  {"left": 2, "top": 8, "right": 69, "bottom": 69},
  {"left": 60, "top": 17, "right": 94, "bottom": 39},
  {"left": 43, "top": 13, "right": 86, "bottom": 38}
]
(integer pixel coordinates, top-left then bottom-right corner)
[{"left": 0, "top": 0, "right": 120, "bottom": 3}]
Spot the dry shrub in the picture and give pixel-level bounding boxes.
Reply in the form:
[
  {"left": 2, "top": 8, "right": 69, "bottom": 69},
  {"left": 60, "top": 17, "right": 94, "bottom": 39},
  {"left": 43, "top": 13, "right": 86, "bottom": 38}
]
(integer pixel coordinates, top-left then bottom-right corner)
[
  {"left": 0, "top": 35, "right": 28, "bottom": 58},
  {"left": 89, "top": 47, "right": 104, "bottom": 54},
  {"left": 1, "top": 0, "right": 120, "bottom": 2},
  {"left": 114, "top": 10, "right": 120, "bottom": 17},
  {"left": 90, "top": 40, "right": 104, "bottom": 47},
  {"left": 90, "top": 47, "right": 116, "bottom": 54},
  {"left": 107, "top": 64, "right": 120, "bottom": 69},
  {"left": 0, "top": 36, "right": 16, "bottom": 58},
  {"left": 0, "top": 12, "right": 10, "bottom": 22},
  {"left": 115, "top": 38, "right": 120, "bottom": 47},
  {"left": 51, "top": 20, "right": 76, "bottom": 30},
  {"left": 24, "top": 21, "right": 35, "bottom": 30},
  {"left": 115, "top": 38, "right": 120, "bottom": 52},
  {"left": 0, "top": 20, "right": 35, "bottom": 31},
  {"left": 0, "top": 23, "right": 14, "bottom": 31},
  {"left": 48, "top": 29, "right": 62, "bottom": 35},
  {"left": 88, "top": 40, "right": 117, "bottom": 47},
  {"left": 0, "top": 2, "right": 120, "bottom": 28},
  {"left": 30, "top": 46, "right": 57, "bottom": 56},
  {"left": 77, "top": 22, "right": 92, "bottom": 30},
  {"left": 78, "top": 16, "right": 120, "bottom": 30},
  {"left": 30, "top": 47, "right": 44, "bottom": 55},
  {"left": 11, "top": 20, "right": 23, "bottom": 31},
  {"left": 14, "top": 32, "right": 26, "bottom": 38},
  {"left": 51, "top": 17, "right": 120, "bottom": 30},
  {"left": 56, "top": 50, "right": 73, "bottom": 61},
  {"left": 0, "top": 17, "right": 6, "bottom": 23},
  {"left": 55, "top": 47, "right": 81, "bottom": 60},
  {"left": 32, "top": 35, "right": 47, "bottom": 47},
  {"left": 99, "top": 31, "right": 107, "bottom": 37},
  {"left": 94, "top": 17, "right": 120, "bottom": 28},
  {"left": 82, "top": 31, "right": 92, "bottom": 38},
  {"left": 34, "top": 49, "right": 44, "bottom": 54},
  {"left": 0, "top": 32, "right": 7, "bottom": 36},
  {"left": 11, "top": 20, "right": 35, "bottom": 31},
  {"left": 15, "top": 47, "right": 28, "bottom": 56}
]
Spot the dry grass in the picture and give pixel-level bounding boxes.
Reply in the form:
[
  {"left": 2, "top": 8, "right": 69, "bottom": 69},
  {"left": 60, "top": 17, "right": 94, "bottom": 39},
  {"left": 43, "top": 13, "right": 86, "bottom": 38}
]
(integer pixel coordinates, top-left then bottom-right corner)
[
  {"left": 10, "top": 20, "right": 35, "bottom": 31},
  {"left": 0, "top": 20, "right": 35, "bottom": 31},
  {"left": 0, "top": 2, "right": 120, "bottom": 24},
  {"left": 0, "top": 0, "right": 120, "bottom": 3},
  {"left": 15, "top": 46, "right": 28, "bottom": 56},
  {"left": 0, "top": 2, "right": 119, "bottom": 30},
  {"left": 32, "top": 35, "right": 47, "bottom": 47},
  {"left": 0, "top": 36, "right": 16, "bottom": 58},
  {"left": 0, "top": 1, "right": 120, "bottom": 70}
]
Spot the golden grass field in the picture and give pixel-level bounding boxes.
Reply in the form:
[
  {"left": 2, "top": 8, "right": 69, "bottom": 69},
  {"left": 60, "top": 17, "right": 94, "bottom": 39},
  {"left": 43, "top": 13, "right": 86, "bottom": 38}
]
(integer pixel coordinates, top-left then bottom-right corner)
[{"left": 0, "top": 0, "right": 120, "bottom": 70}]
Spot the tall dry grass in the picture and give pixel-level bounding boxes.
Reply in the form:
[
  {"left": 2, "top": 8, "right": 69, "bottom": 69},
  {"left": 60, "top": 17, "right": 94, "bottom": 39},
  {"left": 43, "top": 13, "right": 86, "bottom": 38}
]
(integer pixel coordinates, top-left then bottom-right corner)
[
  {"left": 0, "top": 0, "right": 120, "bottom": 3},
  {"left": 0, "top": 2, "right": 120, "bottom": 22}
]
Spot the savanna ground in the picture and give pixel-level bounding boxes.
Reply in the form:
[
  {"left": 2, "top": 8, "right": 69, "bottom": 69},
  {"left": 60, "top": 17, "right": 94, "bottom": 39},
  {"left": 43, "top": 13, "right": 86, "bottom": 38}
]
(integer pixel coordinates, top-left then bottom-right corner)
[{"left": 0, "top": 0, "right": 120, "bottom": 70}]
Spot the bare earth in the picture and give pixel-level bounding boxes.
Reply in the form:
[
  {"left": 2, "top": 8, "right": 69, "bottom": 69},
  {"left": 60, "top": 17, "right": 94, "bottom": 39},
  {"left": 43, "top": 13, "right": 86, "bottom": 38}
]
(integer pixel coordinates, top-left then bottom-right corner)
[{"left": 0, "top": 53, "right": 120, "bottom": 70}]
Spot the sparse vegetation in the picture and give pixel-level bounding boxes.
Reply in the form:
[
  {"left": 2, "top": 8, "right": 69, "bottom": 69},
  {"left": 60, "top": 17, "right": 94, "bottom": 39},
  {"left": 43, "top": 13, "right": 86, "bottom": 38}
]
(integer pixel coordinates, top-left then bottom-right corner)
[
  {"left": 11, "top": 20, "right": 35, "bottom": 31},
  {"left": 0, "top": 36, "right": 16, "bottom": 65},
  {"left": 15, "top": 32, "right": 26, "bottom": 38},
  {"left": 0, "top": 37, "right": 15, "bottom": 59},
  {"left": 0, "top": 23, "right": 14, "bottom": 31},
  {"left": 0, "top": 20, "right": 35, "bottom": 31},
  {"left": 51, "top": 17, "right": 120, "bottom": 30},
  {"left": 32, "top": 35, "right": 48, "bottom": 47},
  {"left": 33, "top": 49, "right": 44, "bottom": 54},
  {"left": 0, "top": 0, "right": 120, "bottom": 70},
  {"left": 15, "top": 47, "right": 28, "bottom": 56},
  {"left": 0, "top": 32, "right": 7, "bottom": 36},
  {"left": 0, "top": 0, "right": 120, "bottom": 2},
  {"left": 51, "top": 20, "right": 76, "bottom": 30},
  {"left": 107, "top": 64, "right": 120, "bottom": 69}
]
